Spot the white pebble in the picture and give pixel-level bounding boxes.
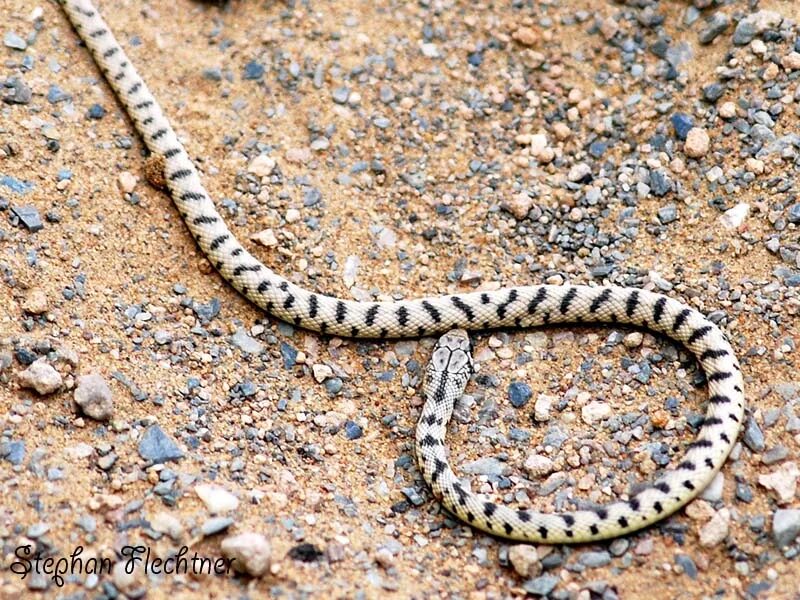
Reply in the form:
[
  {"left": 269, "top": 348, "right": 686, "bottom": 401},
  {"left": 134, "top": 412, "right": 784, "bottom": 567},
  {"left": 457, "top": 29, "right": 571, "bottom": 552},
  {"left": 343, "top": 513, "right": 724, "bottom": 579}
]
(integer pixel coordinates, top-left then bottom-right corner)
[
  {"left": 18, "top": 360, "right": 62, "bottom": 395},
  {"left": 221, "top": 532, "right": 272, "bottom": 577},
  {"left": 195, "top": 483, "right": 240, "bottom": 513}
]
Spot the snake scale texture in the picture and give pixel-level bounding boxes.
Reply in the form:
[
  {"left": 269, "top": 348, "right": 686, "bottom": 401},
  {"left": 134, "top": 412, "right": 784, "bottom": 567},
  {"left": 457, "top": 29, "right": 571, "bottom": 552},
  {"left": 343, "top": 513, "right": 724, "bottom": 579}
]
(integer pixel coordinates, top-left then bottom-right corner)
[{"left": 60, "top": 0, "right": 745, "bottom": 543}]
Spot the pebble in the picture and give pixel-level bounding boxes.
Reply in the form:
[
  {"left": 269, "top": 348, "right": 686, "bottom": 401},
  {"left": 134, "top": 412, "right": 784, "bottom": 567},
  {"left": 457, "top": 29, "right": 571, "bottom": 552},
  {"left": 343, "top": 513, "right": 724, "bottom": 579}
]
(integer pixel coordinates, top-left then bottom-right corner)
[
  {"left": 18, "top": 360, "right": 62, "bottom": 395},
  {"left": 675, "top": 554, "right": 698, "bottom": 579},
  {"left": 150, "top": 512, "right": 184, "bottom": 539},
  {"left": 252, "top": 228, "right": 278, "bottom": 247},
  {"left": 248, "top": 154, "right": 276, "bottom": 177},
  {"left": 579, "top": 551, "right": 611, "bottom": 568},
  {"left": 11, "top": 205, "right": 43, "bottom": 232},
  {"left": 720, "top": 203, "right": 750, "bottom": 230},
  {"left": 719, "top": 101, "right": 737, "bottom": 119},
  {"left": 758, "top": 462, "right": 799, "bottom": 503},
  {"left": 3, "top": 31, "right": 27, "bottom": 50},
  {"left": 508, "top": 381, "right": 532, "bottom": 408},
  {"left": 773, "top": 509, "right": 800, "bottom": 547},
  {"left": 508, "top": 545, "right": 541, "bottom": 578},
  {"left": 117, "top": 171, "right": 137, "bottom": 194},
  {"left": 243, "top": 60, "right": 264, "bottom": 79},
  {"left": 700, "top": 472, "right": 724, "bottom": 503},
  {"left": 22, "top": 289, "right": 48, "bottom": 314},
  {"left": 670, "top": 113, "right": 693, "bottom": 140},
  {"left": 523, "top": 575, "right": 559, "bottom": 596},
  {"left": 230, "top": 329, "right": 264, "bottom": 354},
  {"left": 202, "top": 516, "right": 235, "bottom": 536},
  {"left": 581, "top": 401, "right": 611, "bottom": 424},
  {"left": 699, "top": 508, "right": 730, "bottom": 547},
  {"left": 534, "top": 394, "right": 554, "bottom": 422},
  {"left": 344, "top": 420, "right": 363, "bottom": 440},
  {"left": 138, "top": 424, "right": 185, "bottom": 463},
  {"left": 623, "top": 332, "right": 643, "bottom": 348},
  {"left": 657, "top": 204, "right": 678, "bottom": 224},
  {"left": 787, "top": 203, "right": 800, "bottom": 224},
  {"left": 524, "top": 454, "right": 555, "bottom": 477},
  {"left": 743, "top": 417, "right": 766, "bottom": 452},
  {"left": 699, "top": 13, "right": 730, "bottom": 45},
  {"left": 195, "top": 484, "right": 240, "bottom": 513},
  {"left": 73, "top": 373, "right": 114, "bottom": 420},
  {"left": 1, "top": 440, "right": 26, "bottom": 465},
  {"left": 733, "top": 11, "right": 783, "bottom": 45},
  {"left": 684, "top": 127, "right": 710, "bottom": 158},
  {"left": 87, "top": 103, "right": 106, "bottom": 119},
  {"left": 46, "top": 85, "right": 71, "bottom": 104}
]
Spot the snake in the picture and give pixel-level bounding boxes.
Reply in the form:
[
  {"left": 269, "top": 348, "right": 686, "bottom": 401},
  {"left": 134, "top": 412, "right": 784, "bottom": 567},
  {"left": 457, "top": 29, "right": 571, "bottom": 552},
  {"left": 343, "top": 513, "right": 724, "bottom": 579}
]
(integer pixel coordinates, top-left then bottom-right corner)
[{"left": 59, "top": 0, "right": 745, "bottom": 542}]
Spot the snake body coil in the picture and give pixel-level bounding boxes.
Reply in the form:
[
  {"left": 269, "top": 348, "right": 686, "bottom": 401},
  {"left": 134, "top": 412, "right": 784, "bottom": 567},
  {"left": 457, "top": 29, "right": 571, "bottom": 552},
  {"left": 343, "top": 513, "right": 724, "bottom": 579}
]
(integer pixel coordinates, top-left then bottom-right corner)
[{"left": 59, "top": 0, "right": 745, "bottom": 542}]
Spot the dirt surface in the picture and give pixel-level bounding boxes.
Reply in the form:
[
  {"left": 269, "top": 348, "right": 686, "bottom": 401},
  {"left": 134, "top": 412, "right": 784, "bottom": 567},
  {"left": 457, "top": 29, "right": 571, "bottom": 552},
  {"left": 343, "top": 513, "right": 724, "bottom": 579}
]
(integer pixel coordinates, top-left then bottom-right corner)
[{"left": 1, "top": 0, "right": 799, "bottom": 598}]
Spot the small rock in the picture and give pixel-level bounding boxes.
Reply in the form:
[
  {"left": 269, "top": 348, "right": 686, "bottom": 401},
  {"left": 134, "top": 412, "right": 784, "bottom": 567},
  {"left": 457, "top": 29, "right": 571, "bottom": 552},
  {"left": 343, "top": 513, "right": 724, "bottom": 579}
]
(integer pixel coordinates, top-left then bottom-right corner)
[
  {"left": 782, "top": 52, "right": 800, "bottom": 72},
  {"left": 671, "top": 113, "right": 694, "bottom": 140},
  {"left": 22, "top": 289, "right": 48, "bottom": 314},
  {"left": 732, "top": 11, "right": 783, "bottom": 46},
  {"left": 700, "top": 472, "right": 724, "bottom": 503},
  {"left": 344, "top": 420, "right": 363, "bottom": 440},
  {"left": 787, "top": 203, "right": 800, "bottom": 225},
  {"left": 523, "top": 575, "right": 559, "bottom": 596},
  {"left": 252, "top": 228, "right": 278, "bottom": 247},
  {"left": 73, "top": 373, "right": 114, "bottom": 421},
  {"left": 138, "top": 424, "right": 184, "bottom": 463},
  {"left": 508, "top": 382, "right": 532, "bottom": 408},
  {"left": 195, "top": 484, "right": 240, "bottom": 513},
  {"left": 743, "top": 417, "right": 765, "bottom": 452},
  {"left": 150, "top": 512, "right": 184, "bottom": 540},
  {"left": 117, "top": 171, "right": 137, "bottom": 194},
  {"left": 773, "top": 509, "right": 800, "bottom": 547},
  {"left": 524, "top": 454, "right": 555, "bottom": 477},
  {"left": 3, "top": 31, "right": 27, "bottom": 50},
  {"left": 248, "top": 154, "right": 276, "bottom": 177},
  {"left": 720, "top": 203, "right": 750, "bottom": 230},
  {"left": 221, "top": 532, "right": 272, "bottom": 576},
  {"left": 512, "top": 26, "right": 538, "bottom": 47},
  {"left": 657, "top": 204, "right": 678, "bottom": 224},
  {"left": 568, "top": 163, "right": 592, "bottom": 183},
  {"left": 312, "top": 364, "right": 334, "bottom": 383},
  {"left": 508, "top": 545, "right": 541, "bottom": 578},
  {"left": 18, "top": 360, "right": 62, "bottom": 395},
  {"left": 534, "top": 394, "right": 554, "bottom": 422},
  {"left": 719, "top": 102, "right": 737, "bottom": 119},
  {"left": 758, "top": 462, "right": 799, "bottom": 504},
  {"left": 579, "top": 550, "right": 611, "bottom": 568},
  {"left": 623, "top": 332, "right": 643, "bottom": 348},
  {"left": 230, "top": 329, "right": 264, "bottom": 354},
  {"left": 112, "top": 561, "right": 143, "bottom": 595},
  {"left": 699, "top": 13, "right": 729, "bottom": 44},
  {"left": 684, "top": 127, "right": 710, "bottom": 158},
  {"left": 243, "top": 60, "right": 264, "bottom": 80},
  {"left": 11, "top": 205, "right": 43, "bottom": 232},
  {"left": 201, "top": 517, "right": 234, "bottom": 536},
  {"left": 581, "top": 401, "right": 611, "bottom": 424},
  {"left": 508, "top": 192, "right": 534, "bottom": 220},
  {"left": 699, "top": 508, "right": 730, "bottom": 547}
]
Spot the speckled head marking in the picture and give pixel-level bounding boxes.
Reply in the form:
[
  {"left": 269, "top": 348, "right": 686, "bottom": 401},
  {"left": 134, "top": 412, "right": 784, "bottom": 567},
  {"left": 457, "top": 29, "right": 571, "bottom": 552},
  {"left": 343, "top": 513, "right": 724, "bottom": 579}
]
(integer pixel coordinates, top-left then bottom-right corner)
[
  {"left": 416, "top": 327, "right": 744, "bottom": 543},
  {"left": 59, "top": 0, "right": 746, "bottom": 543}
]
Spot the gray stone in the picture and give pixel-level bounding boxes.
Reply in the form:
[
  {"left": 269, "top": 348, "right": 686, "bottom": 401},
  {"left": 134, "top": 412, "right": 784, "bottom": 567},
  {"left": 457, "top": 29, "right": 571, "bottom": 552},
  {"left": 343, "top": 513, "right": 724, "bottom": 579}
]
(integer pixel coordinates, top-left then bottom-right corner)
[
  {"left": 743, "top": 417, "right": 766, "bottom": 452},
  {"left": 74, "top": 373, "right": 114, "bottom": 421},
  {"left": 699, "top": 13, "right": 729, "bottom": 44},
  {"left": 773, "top": 509, "right": 800, "bottom": 548},
  {"left": 230, "top": 329, "right": 264, "bottom": 354},
  {"left": 138, "top": 424, "right": 184, "bottom": 463},
  {"left": 523, "top": 575, "right": 559, "bottom": 596}
]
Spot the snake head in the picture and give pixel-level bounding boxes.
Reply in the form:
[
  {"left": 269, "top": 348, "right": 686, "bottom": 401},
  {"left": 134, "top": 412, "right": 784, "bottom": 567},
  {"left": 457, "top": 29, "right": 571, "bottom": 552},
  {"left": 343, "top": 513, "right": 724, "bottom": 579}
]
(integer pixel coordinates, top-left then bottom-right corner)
[{"left": 429, "top": 329, "right": 473, "bottom": 376}]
